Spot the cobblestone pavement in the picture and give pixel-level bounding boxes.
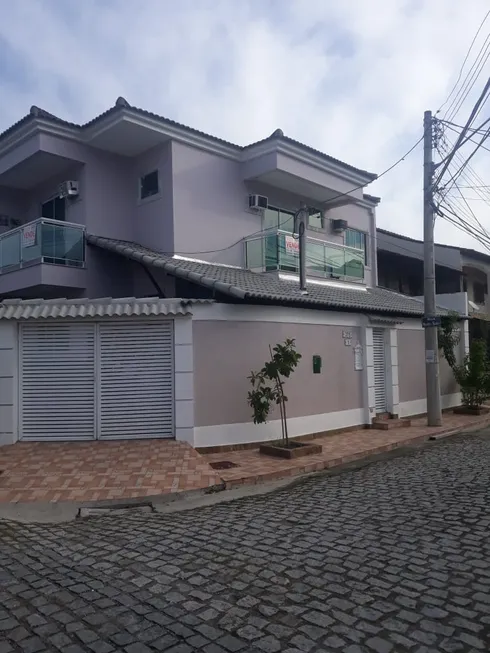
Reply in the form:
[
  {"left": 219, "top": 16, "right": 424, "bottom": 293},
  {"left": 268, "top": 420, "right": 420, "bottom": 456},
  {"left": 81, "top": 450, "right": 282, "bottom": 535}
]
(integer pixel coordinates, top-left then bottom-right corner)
[{"left": 1, "top": 433, "right": 490, "bottom": 653}]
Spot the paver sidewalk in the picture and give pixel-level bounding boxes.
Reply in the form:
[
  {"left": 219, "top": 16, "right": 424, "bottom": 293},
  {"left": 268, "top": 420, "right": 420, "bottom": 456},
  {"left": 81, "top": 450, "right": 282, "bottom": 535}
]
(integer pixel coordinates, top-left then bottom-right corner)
[
  {"left": 0, "top": 411, "right": 489, "bottom": 504},
  {"left": 0, "top": 440, "right": 222, "bottom": 503},
  {"left": 204, "top": 412, "right": 490, "bottom": 488}
]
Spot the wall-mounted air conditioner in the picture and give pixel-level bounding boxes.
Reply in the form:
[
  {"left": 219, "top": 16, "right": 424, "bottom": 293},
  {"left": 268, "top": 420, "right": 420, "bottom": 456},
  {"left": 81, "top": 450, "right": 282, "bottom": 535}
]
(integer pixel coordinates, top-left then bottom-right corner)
[
  {"left": 58, "top": 180, "right": 79, "bottom": 199},
  {"left": 248, "top": 194, "right": 268, "bottom": 211},
  {"left": 332, "top": 219, "right": 348, "bottom": 233}
]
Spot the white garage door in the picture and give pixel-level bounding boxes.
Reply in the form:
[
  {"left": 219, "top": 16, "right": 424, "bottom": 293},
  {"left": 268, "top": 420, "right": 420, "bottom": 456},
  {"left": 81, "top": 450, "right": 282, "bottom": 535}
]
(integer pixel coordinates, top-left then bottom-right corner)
[
  {"left": 20, "top": 323, "right": 96, "bottom": 440},
  {"left": 20, "top": 320, "right": 175, "bottom": 441},
  {"left": 98, "top": 322, "right": 174, "bottom": 439}
]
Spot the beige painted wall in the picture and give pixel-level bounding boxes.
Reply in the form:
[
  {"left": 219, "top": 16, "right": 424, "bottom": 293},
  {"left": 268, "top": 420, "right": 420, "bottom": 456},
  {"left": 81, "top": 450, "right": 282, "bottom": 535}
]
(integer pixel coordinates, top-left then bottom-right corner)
[
  {"left": 193, "top": 321, "right": 363, "bottom": 427},
  {"left": 398, "top": 329, "right": 458, "bottom": 402}
]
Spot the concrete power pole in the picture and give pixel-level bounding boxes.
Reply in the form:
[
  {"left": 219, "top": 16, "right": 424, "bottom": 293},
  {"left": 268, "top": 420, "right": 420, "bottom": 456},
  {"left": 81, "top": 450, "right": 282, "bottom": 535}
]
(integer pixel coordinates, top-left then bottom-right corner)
[{"left": 423, "top": 110, "right": 442, "bottom": 426}]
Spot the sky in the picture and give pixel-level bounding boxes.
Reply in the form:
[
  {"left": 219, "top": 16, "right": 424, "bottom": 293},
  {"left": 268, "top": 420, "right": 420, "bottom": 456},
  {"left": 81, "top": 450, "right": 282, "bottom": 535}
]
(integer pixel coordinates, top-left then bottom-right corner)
[{"left": 0, "top": 0, "right": 490, "bottom": 252}]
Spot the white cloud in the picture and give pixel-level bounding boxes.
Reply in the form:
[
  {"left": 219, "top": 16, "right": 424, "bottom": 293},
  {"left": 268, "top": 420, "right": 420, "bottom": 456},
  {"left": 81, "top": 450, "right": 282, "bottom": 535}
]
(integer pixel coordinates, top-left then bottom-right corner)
[{"left": 0, "top": 0, "right": 489, "bottom": 250}]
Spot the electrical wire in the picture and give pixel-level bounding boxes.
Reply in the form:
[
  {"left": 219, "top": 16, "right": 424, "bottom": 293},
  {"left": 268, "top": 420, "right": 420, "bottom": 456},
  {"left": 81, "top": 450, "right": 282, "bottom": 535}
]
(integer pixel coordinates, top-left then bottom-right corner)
[
  {"left": 438, "top": 10, "right": 490, "bottom": 116},
  {"left": 443, "top": 14, "right": 490, "bottom": 122},
  {"left": 433, "top": 135, "right": 490, "bottom": 251},
  {"left": 442, "top": 120, "right": 490, "bottom": 154},
  {"left": 433, "top": 78, "right": 490, "bottom": 190},
  {"left": 445, "top": 39, "right": 490, "bottom": 124},
  {"left": 437, "top": 131, "right": 490, "bottom": 207},
  {"left": 439, "top": 118, "right": 490, "bottom": 136},
  {"left": 436, "top": 203, "right": 490, "bottom": 252}
]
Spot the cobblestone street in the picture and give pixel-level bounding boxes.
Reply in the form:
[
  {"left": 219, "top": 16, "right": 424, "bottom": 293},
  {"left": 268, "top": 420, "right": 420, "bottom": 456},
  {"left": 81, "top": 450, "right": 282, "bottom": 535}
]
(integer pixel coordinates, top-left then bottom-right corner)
[{"left": 1, "top": 432, "right": 490, "bottom": 653}]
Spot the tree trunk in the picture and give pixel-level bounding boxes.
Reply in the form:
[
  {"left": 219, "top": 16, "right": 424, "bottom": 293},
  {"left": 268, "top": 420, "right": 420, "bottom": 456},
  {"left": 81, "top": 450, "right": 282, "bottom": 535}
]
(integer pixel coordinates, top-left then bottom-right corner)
[{"left": 277, "top": 376, "right": 288, "bottom": 445}]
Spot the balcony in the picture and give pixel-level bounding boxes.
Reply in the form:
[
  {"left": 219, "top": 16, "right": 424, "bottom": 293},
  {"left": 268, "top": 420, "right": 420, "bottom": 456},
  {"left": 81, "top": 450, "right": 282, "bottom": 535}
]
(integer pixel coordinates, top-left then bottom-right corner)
[
  {"left": 0, "top": 218, "right": 86, "bottom": 297},
  {"left": 245, "top": 230, "right": 365, "bottom": 283}
]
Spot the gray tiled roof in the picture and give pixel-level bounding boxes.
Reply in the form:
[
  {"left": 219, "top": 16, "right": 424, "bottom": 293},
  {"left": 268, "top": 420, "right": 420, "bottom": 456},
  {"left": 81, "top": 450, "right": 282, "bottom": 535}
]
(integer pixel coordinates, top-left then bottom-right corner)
[
  {"left": 0, "top": 99, "right": 376, "bottom": 181},
  {"left": 88, "top": 235, "right": 445, "bottom": 317}
]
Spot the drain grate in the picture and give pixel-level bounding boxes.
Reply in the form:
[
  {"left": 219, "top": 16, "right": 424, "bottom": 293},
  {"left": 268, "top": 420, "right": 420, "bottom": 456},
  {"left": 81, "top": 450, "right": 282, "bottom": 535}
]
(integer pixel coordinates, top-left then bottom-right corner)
[
  {"left": 78, "top": 503, "right": 154, "bottom": 519},
  {"left": 209, "top": 461, "right": 239, "bottom": 470}
]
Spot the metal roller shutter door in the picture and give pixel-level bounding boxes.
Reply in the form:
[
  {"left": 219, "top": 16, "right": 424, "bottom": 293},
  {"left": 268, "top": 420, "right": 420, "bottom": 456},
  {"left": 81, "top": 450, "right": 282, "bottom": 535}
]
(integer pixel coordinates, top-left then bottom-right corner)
[
  {"left": 98, "top": 321, "right": 174, "bottom": 439},
  {"left": 372, "top": 328, "right": 387, "bottom": 413},
  {"left": 20, "top": 323, "right": 96, "bottom": 440}
]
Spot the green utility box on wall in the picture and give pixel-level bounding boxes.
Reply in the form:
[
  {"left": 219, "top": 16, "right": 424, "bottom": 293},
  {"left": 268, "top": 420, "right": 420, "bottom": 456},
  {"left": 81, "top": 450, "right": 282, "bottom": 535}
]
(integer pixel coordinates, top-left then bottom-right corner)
[{"left": 312, "top": 355, "right": 322, "bottom": 374}]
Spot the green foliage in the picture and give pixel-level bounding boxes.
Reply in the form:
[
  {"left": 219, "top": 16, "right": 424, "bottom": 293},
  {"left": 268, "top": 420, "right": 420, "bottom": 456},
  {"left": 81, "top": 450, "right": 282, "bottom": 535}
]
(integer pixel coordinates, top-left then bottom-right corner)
[
  {"left": 248, "top": 339, "right": 302, "bottom": 444},
  {"left": 453, "top": 338, "right": 490, "bottom": 409},
  {"left": 438, "top": 312, "right": 461, "bottom": 370}
]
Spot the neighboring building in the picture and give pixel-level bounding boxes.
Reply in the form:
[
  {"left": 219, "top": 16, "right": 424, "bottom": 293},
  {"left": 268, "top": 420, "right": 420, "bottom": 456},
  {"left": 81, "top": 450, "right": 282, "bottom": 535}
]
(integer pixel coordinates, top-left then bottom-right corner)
[
  {"left": 377, "top": 227, "right": 490, "bottom": 343},
  {"left": 0, "top": 100, "right": 466, "bottom": 448}
]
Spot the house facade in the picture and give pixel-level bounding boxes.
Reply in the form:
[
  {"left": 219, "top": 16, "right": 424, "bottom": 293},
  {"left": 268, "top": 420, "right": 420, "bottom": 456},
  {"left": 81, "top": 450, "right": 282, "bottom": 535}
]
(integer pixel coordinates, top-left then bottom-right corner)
[
  {"left": 377, "top": 227, "right": 490, "bottom": 344},
  {"left": 0, "top": 100, "right": 466, "bottom": 448}
]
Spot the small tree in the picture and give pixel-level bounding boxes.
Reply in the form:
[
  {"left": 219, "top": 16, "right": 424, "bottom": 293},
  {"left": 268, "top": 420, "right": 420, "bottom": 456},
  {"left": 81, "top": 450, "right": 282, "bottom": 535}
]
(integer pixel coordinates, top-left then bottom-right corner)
[
  {"left": 453, "top": 338, "right": 490, "bottom": 409},
  {"left": 248, "top": 339, "right": 302, "bottom": 446},
  {"left": 438, "top": 312, "right": 461, "bottom": 370}
]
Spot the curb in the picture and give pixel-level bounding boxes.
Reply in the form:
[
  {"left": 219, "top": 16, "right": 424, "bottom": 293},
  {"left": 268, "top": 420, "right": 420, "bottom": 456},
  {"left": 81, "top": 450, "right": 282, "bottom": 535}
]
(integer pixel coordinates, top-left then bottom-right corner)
[{"left": 0, "top": 482, "right": 226, "bottom": 524}]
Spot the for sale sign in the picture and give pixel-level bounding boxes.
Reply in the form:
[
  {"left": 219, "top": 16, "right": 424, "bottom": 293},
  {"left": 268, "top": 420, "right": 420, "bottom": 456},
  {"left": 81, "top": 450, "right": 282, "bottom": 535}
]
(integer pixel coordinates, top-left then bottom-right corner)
[
  {"left": 284, "top": 235, "right": 299, "bottom": 254},
  {"left": 22, "top": 224, "right": 36, "bottom": 248}
]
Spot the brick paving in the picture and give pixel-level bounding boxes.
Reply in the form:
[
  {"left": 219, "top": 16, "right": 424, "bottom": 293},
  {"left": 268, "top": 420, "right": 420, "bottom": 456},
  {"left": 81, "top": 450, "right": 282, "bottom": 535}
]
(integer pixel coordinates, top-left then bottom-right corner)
[
  {"left": 204, "top": 413, "right": 490, "bottom": 489},
  {"left": 0, "top": 440, "right": 222, "bottom": 504},
  {"left": 1, "top": 430, "right": 490, "bottom": 652},
  {"left": 1, "top": 413, "right": 490, "bottom": 504}
]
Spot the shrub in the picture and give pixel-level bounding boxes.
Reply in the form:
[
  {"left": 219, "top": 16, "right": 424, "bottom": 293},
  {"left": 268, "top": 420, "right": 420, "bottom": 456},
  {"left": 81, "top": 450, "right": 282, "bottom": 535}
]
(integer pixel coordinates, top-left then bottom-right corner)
[{"left": 453, "top": 338, "right": 490, "bottom": 409}]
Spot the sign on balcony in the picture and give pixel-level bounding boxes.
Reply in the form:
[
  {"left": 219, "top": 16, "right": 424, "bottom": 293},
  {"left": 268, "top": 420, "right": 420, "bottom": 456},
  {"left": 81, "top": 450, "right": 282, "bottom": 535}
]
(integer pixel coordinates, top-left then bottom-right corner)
[
  {"left": 285, "top": 235, "right": 299, "bottom": 254},
  {"left": 22, "top": 224, "right": 37, "bottom": 248}
]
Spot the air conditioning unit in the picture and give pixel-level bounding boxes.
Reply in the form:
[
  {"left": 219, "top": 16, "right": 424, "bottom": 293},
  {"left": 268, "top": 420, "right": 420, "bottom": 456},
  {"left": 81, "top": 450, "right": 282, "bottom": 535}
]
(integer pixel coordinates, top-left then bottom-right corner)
[
  {"left": 58, "top": 180, "right": 79, "bottom": 199},
  {"left": 248, "top": 194, "right": 268, "bottom": 210},
  {"left": 332, "top": 219, "right": 348, "bottom": 233}
]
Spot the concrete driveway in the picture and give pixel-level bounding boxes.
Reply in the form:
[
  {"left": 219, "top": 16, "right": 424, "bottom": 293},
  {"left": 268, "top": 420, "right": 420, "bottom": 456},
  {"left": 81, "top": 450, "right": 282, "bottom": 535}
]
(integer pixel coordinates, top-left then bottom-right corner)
[{"left": 1, "top": 431, "right": 490, "bottom": 652}]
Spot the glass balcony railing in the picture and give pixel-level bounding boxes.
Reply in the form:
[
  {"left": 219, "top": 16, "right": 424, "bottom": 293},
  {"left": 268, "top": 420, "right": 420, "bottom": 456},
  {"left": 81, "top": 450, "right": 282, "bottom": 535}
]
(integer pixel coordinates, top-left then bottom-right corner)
[
  {"left": 245, "top": 230, "right": 365, "bottom": 282},
  {"left": 0, "top": 218, "right": 86, "bottom": 274}
]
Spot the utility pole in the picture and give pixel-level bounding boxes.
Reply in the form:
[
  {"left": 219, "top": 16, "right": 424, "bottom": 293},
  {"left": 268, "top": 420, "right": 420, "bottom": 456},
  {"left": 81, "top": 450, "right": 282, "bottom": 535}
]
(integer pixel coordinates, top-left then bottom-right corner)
[
  {"left": 298, "top": 202, "right": 307, "bottom": 292},
  {"left": 423, "top": 110, "right": 442, "bottom": 426}
]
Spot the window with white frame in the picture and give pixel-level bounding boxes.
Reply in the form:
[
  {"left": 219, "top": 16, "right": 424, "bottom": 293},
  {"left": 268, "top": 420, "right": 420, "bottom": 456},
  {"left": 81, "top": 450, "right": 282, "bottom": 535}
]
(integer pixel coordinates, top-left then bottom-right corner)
[
  {"left": 140, "top": 170, "right": 159, "bottom": 200},
  {"left": 263, "top": 206, "right": 296, "bottom": 233},
  {"left": 345, "top": 228, "right": 368, "bottom": 265},
  {"left": 308, "top": 210, "right": 324, "bottom": 230}
]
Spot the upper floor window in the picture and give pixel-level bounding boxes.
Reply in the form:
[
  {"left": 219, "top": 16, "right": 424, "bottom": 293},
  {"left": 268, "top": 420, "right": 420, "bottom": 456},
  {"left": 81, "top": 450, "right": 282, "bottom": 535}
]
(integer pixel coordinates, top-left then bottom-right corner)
[
  {"left": 308, "top": 210, "right": 324, "bottom": 230},
  {"left": 41, "top": 197, "right": 66, "bottom": 222},
  {"left": 474, "top": 281, "right": 487, "bottom": 305},
  {"left": 345, "top": 228, "right": 368, "bottom": 265},
  {"left": 140, "top": 170, "right": 159, "bottom": 200},
  {"left": 263, "top": 206, "right": 295, "bottom": 234}
]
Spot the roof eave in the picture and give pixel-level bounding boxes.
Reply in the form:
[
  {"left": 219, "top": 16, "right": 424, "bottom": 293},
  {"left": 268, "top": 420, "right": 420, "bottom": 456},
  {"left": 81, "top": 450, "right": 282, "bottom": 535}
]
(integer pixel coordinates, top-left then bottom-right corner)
[
  {"left": 242, "top": 138, "right": 376, "bottom": 187},
  {"left": 84, "top": 108, "right": 241, "bottom": 160}
]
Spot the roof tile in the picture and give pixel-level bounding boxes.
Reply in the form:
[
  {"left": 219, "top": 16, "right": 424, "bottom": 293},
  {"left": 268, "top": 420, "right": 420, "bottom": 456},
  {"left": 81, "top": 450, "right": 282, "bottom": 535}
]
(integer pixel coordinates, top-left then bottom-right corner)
[{"left": 88, "top": 234, "right": 446, "bottom": 317}]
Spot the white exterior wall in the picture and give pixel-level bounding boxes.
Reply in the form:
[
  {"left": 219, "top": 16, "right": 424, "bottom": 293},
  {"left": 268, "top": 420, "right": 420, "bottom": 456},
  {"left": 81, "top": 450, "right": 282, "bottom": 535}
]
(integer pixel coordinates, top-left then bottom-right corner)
[
  {"left": 0, "top": 322, "right": 17, "bottom": 446},
  {"left": 190, "top": 305, "right": 463, "bottom": 448},
  {"left": 173, "top": 317, "right": 195, "bottom": 445},
  {"left": 0, "top": 306, "right": 467, "bottom": 448}
]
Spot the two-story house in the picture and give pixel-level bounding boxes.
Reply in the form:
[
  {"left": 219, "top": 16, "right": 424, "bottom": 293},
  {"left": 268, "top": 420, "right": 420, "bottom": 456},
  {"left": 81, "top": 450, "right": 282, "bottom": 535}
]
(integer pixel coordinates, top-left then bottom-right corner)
[
  {"left": 377, "top": 227, "right": 489, "bottom": 347},
  {"left": 0, "top": 98, "right": 466, "bottom": 449}
]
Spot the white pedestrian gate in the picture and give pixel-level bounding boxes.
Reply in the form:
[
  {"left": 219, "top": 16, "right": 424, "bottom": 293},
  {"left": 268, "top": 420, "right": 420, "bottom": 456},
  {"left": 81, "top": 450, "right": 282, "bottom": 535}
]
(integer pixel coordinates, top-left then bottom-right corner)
[
  {"left": 19, "top": 320, "right": 175, "bottom": 441},
  {"left": 372, "top": 328, "right": 387, "bottom": 413}
]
